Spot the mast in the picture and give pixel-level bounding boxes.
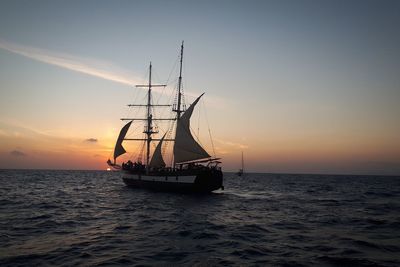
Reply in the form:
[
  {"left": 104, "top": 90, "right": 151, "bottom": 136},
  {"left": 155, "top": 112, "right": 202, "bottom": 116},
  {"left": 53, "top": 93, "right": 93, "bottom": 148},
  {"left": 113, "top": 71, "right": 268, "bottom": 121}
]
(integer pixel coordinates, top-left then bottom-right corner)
[
  {"left": 173, "top": 41, "right": 184, "bottom": 120},
  {"left": 132, "top": 63, "right": 168, "bottom": 174},
  {"left": 172, "top": 41, "right": 185, "bottom": 168},
  {"left": 145, "top": 63, "right": 153, "bottom": 173}
]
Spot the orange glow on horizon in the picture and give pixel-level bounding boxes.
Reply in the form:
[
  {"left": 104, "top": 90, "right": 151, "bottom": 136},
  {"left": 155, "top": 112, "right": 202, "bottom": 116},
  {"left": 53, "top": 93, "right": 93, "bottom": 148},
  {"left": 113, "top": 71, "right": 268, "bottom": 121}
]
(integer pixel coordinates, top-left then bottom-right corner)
[{"left": 0, "top": 116, "right": 399, "bottom": 175}]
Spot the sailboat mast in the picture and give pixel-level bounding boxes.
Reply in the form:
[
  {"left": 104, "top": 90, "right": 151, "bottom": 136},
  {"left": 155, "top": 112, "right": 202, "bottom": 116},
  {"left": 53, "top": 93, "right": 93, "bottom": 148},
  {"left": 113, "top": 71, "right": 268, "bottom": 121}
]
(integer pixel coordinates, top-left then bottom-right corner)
[
  {"left": 171, "top": 41, "right": 185, "bottom": 168},
  {"left": 124, "top": 63, "right": 166, "bottom": 171},
  {"left": 146, "top": 62, "right": 153, "bottom": 173},
  {"left": 176, "top": 41, "right": 184, "bottom": 120}
]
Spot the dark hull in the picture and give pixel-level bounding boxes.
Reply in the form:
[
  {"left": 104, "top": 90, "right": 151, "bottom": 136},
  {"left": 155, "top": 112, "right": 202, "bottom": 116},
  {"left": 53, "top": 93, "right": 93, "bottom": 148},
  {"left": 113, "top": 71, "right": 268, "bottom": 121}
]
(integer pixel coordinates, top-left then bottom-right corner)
[{"left": 122, "top": 169, "right": 223, "bottom": 193}]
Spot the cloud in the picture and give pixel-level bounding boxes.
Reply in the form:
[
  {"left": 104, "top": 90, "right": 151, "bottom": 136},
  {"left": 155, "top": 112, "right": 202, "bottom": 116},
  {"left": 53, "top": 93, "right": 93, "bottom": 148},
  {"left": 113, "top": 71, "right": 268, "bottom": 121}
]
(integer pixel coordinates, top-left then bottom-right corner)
[
  {"left": 0, "top": 39, "right": 177, "bottom": 96},
  {"left": 0, "top": 39, "right": 228, "bottom": 108},
  {"left": 214, "top": 138, "right": 249, "bottom": 149},
  {"left": 10, "top": 150, "right": 27, "bottom": 157},
  {"left": 0, "top": 39, "right": 144, "bottom": 86},
  {"left": 85, "top": 138, "right": 98, "bottom": 143}
]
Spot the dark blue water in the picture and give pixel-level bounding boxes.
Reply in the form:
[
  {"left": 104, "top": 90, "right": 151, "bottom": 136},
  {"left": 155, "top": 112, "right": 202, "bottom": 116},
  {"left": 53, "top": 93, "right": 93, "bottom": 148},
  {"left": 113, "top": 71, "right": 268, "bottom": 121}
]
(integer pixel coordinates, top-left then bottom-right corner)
[{"left": 0, "top": 170, "right": 399, "bottom": 266}]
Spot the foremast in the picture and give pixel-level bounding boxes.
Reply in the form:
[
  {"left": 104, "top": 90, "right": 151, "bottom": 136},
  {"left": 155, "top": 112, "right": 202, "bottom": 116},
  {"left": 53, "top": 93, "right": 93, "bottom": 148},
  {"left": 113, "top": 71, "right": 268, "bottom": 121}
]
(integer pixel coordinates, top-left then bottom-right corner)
[{"left": 128, "top": 63, "right": 167, "bottom": 174}]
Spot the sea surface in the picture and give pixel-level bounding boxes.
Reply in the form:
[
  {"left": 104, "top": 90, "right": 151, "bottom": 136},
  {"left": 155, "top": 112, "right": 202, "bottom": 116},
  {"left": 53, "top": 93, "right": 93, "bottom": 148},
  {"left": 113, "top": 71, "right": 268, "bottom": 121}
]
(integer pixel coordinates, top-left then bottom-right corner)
[{"left": 0, "top": 170, "right": 399, "bottom": 266}]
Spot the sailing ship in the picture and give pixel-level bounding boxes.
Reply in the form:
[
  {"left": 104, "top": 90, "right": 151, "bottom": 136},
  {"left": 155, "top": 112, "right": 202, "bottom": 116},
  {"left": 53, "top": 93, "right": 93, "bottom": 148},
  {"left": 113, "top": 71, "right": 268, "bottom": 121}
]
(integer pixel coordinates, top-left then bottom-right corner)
[
  {"left": 236, "top": 151, "right": 244, "bottom": 176},
  {"left": 108, "top": 42, "right": 223, "bottom": 193}
]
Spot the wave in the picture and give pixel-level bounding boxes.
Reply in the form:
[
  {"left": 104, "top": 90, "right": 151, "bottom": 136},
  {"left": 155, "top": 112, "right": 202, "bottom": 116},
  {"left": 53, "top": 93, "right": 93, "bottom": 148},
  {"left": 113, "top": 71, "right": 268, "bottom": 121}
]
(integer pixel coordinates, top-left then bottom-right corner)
[{"left": 1, "top": 170, "right": 399, "bottom": 266}]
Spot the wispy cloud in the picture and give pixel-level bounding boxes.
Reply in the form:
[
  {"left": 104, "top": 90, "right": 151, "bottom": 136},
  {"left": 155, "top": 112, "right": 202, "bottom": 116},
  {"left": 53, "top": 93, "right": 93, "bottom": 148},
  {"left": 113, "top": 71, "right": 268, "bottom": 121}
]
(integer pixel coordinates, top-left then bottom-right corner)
[
  {"left": 214, "top": 138, "right": 249, "bottom": 149},
  {"left": 0, "top": 39, "right": 144, "bottom": 86},
  {"left": 0, "top": 39, "right": 229, "bottom": 108},
  {"left": 85, "top": 138, "right": 98, "bottom": 143}
]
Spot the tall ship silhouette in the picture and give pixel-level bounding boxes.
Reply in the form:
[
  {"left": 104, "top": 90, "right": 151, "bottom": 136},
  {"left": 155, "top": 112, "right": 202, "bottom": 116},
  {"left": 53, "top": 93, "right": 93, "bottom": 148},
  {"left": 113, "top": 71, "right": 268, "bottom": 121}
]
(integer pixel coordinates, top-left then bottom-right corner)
[{"left": 108, "top": 42, "right": 223, "bottom": 192}]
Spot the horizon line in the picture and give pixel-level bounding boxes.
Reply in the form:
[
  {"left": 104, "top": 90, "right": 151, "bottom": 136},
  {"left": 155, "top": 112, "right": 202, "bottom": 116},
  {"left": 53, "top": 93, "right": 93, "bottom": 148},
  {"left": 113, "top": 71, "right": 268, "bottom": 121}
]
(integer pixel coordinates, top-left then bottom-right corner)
[{"left": 0, "top": 168, "right": 398, "bottom": 177}]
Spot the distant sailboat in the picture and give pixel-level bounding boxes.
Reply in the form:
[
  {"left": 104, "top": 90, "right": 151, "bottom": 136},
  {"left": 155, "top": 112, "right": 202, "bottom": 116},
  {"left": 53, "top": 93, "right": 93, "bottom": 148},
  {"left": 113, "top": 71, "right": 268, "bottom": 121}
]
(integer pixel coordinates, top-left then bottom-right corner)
[
  {"left": 237, "top": 151, "right": 244, "bottom": 176},
  {"left": 107, "top": 42, "right": 223, "bottom": 193}
]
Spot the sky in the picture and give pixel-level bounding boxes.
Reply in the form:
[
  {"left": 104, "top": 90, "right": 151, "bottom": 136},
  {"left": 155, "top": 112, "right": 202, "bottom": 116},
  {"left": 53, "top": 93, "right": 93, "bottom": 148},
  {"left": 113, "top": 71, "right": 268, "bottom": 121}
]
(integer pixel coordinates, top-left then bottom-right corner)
[{"left": 0, "top": 0, "right": 399, "bottom": 175}]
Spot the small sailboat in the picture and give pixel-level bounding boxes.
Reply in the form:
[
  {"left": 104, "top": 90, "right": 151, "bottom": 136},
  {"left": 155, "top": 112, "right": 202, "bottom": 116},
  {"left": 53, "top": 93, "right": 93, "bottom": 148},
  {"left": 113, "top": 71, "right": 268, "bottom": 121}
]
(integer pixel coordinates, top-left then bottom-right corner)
[
  {"left": 107, "top": 42, "right": 223, "bottom": 193},
  {"left": 236, "top": 151, "right": 244, "bottom": 176}
]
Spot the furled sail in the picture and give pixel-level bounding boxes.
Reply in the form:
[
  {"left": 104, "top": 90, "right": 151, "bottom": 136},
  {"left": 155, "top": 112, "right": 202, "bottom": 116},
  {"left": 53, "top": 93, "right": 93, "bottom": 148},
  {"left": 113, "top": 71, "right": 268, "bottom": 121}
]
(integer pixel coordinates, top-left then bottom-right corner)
[
  {"left": 149, "top": 133, "right": 166, "bottom": 168},
  {"left": 173, "top": 93, "right": 210, "bottom": 163},
  {"left": 113, "top": 120, "right": 132, "bottom": 162}
]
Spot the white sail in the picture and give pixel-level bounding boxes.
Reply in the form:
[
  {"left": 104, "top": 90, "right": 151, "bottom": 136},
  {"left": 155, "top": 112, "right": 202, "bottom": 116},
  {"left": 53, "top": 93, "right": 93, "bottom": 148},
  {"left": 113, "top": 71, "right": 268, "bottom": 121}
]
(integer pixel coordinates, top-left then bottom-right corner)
[
  {"left": 173, "top": 93, "right": 210, "bottom": 163},
  {"left": 114, "top": 120, "right": 132, "bottom": 162},
  {"left": 149, "top": 133, "right": 166, "bottom": 168}
]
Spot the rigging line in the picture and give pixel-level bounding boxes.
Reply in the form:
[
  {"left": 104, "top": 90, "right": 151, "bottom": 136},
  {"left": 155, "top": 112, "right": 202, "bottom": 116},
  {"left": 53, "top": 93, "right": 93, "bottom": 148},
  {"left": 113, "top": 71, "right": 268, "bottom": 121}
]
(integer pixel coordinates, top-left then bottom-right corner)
[
  {"left": 189, "top": 122, "right": 207, "bottom": 150},
  {"left": 129, "top": 64, "right": 151, "bottom": 118},
  {"left": 136, "top": 93, "right": 148, "bottom": 118},
  {"left": 202, "top": 98, "right": 216, "bottom": 157},
  {"left": 157, "top": 65, "right": 177, "bottom": 104},
  {"left": 154, "top": 55, "right": 179, "bottom": 105},
  {"left": 129, "top": 72, "right": 142, "bottom": 107},
  {"left": 126, "top": 127, "right": 143, "bottom": 161},
  {"left": 197, "top": 100, "right": 201, "bottom": 137},
  {"left": 137, "top": 135, "right": 146, "bottom": 161},
  {"left": 152, "top": 68, "right": 167, "bottom": 104},
  {"left": 166, "top": 55, "right": 179, "bottom": 86},
  {"left": 125, "top": 88, "right": 136, "bottom": 119},
  {"left": 190, "top": 103, "right": 205, "bottom": 147},
  {"left": 148, "top": 67, "right": 168, "bottom": 133},
  {"left": 137, "top": 141, "right": 146, "bottom": 163},
  {"left": 165, "top": 119, "right": 175, "bottom": 167},
  {"left": 164, "top": 46, "right": 182, "bottom": 103},
  {"left": 129, "top": 93, "right": 148, "bottom": 119},
  {"left": 129, "top": 64, "right": 150, "bottom": 118},
  {"left": 128, "top": 148, "right": 137, "bottom": 162},
  {"left": 208, "top": 128, "right": 216, "bottom": 158},
  {"left": 155, "top": 76, "right": 178, "bottom": 124},
  {"left": 125, "top": 123, "right": 142, "bottom": 139},
  {"left": 156, "top": 90, "right": 174, "bottom": 123},
  {"left": 151, "top": 141, "right": 157, "bottom": 149}
]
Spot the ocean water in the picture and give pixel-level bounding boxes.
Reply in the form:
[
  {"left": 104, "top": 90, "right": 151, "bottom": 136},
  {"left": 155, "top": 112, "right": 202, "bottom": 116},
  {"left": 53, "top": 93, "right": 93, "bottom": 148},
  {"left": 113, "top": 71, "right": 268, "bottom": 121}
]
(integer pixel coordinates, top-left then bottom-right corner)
[{"left": 0, "top": 170, "right": 399, "bottom": 266}]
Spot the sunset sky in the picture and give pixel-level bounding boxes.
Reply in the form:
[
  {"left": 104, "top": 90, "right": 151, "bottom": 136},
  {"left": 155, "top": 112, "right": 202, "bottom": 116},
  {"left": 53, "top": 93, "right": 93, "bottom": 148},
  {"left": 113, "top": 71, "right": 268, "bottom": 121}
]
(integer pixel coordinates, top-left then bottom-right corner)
[{"left": 1, "top": 0, "right": 399, "bottom": 175}]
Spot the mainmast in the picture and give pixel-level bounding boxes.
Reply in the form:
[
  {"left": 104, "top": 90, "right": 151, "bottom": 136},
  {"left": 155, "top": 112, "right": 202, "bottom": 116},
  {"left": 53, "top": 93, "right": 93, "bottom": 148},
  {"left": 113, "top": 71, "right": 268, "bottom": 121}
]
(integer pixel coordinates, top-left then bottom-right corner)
[
  {"left": 173, "top": 41, "right": 184, "bottom": 120},
  {"left": 172, "top": 41, "right": 185, "bottom": 168}
]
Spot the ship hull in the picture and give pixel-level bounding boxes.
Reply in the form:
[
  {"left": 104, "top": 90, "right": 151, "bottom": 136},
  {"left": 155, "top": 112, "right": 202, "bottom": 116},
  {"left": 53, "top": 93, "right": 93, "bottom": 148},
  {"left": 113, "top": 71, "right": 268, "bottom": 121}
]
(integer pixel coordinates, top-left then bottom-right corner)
[{"left": 122, "top": 169, "right": 223, "bottom": 193}]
